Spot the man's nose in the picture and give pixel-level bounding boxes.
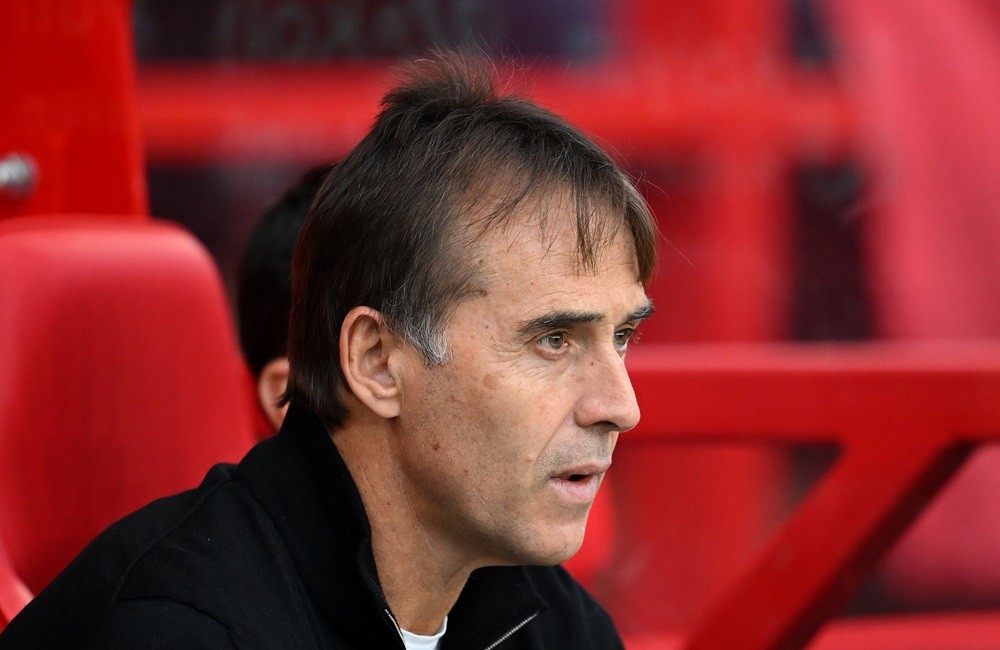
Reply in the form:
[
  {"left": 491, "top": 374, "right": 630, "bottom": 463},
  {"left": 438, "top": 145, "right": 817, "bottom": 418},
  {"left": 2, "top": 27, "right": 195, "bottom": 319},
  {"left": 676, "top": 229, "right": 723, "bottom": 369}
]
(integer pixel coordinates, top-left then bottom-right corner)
[{"left": 574, "top": 347, "right": 641, "bottom": 433}]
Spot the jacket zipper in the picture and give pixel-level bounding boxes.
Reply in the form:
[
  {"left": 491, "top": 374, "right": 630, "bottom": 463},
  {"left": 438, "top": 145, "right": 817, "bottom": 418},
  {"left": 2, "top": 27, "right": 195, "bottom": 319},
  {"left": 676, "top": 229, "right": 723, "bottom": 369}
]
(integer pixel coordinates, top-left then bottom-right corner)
[
  {"left": 384, "top": 608, "right": 406, "bottom": 648},
  {"left": 386, "top": 607, "right": 540, "bottom": 650},
  {"left": 482, "top": 611, "right": 539, "bottom": 650}
]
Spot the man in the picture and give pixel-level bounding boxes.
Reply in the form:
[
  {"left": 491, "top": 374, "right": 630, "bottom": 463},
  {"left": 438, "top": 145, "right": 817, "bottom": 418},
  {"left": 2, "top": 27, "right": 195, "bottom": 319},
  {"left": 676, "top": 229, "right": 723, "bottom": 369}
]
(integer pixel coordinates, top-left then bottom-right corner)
[
  {"left": 237, "top": 164, "right": 330, "bottom": 433},
  {"left": 0, "top": 51, "right": 656, "bottom": 648},
  {"left": 236, "top": 159, "right": 620, "bottom": 588}
]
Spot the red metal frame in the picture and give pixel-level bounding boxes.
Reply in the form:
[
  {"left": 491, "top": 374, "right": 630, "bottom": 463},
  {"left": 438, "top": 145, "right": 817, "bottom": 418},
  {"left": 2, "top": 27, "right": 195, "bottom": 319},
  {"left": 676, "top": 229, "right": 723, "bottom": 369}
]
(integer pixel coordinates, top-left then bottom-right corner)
[
  {"left": 136, "top": 61, "right": 852, "bottom": 166},
  {"left": 619, "top": 343, "right": 1000, "bottom": 648},
  {"left": 134, "top": 0, "right": 854, "bottom": 343}
]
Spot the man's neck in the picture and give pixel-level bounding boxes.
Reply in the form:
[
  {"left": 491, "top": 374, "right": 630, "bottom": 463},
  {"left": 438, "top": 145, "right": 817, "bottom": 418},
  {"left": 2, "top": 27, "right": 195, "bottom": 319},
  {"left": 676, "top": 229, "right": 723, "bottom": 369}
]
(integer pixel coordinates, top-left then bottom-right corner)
[{"left": 332, "top": 423, "right": 472, "bottom": 636}]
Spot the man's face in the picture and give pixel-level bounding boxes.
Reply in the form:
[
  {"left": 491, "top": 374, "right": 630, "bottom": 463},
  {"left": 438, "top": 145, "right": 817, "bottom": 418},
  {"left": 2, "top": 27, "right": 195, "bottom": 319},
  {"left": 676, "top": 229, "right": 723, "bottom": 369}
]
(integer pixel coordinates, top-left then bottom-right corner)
[{"left": 392, "top": 205, "right": 651, "bottom": 570}]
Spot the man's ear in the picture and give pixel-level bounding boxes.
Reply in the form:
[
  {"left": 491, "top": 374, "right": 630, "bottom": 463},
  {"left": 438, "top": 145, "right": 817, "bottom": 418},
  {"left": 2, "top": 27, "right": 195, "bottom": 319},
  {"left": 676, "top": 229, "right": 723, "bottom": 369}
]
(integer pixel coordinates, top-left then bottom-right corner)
[
  {"left": 339, "top": 306, "right": 402, "bottom": 419},
  {"left": 257, "top": 357, "right": 290, "bottom": 431}
]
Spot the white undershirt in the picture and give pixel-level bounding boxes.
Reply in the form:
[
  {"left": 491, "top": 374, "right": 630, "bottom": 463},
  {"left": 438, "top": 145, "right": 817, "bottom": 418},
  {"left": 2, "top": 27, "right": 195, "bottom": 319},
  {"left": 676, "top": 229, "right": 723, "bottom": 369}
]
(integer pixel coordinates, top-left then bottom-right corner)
[{"left": 400, "top": 616, "right": 448, "bottom": 650}]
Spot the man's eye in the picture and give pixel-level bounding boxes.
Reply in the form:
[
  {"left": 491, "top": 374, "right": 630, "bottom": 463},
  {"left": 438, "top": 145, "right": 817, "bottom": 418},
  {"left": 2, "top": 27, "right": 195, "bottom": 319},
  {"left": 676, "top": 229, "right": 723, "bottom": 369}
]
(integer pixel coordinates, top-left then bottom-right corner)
[
  {"left": 538, "top": 332, "right": 567, "bottom": 351},
  {"left": 613, "top": 327, "right": 636, "bottom": 351}
]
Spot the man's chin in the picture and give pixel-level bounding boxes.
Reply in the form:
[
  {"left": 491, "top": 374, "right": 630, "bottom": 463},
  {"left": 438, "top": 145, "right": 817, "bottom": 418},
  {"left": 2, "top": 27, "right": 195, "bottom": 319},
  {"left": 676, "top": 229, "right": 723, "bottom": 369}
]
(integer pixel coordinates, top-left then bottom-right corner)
[{"left": 524, "top": 530, "right": 588, "bottom": 567}]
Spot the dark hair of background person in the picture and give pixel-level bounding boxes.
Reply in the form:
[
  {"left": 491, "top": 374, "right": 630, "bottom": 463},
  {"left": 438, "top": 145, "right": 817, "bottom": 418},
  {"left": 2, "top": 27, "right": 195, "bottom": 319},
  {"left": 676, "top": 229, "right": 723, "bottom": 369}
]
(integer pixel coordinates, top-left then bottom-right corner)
[
  {"left": 236, "top": 164, "right": 332, "bottom": 377},
  {"left": 285, "top": 50, "right": 658, "bottom": 428}
]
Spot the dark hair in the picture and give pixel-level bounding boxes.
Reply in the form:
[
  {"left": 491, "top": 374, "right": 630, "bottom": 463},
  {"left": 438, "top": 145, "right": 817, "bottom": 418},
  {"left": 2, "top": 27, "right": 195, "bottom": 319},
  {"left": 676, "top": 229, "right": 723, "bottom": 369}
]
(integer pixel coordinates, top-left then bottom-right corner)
[
  {"left": 286, "top": 51, "right": 657, "bottom": 428},
  {"left": 236, "top": 164, "right": 331, "bottom": 377}
]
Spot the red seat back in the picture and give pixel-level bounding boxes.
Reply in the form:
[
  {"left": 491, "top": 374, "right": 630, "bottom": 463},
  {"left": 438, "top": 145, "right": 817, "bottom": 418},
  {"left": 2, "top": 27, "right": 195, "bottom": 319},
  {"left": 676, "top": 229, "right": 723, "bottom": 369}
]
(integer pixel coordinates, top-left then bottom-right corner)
[{"left": 0, "top": 216, "right": 256, "bottom": 624}]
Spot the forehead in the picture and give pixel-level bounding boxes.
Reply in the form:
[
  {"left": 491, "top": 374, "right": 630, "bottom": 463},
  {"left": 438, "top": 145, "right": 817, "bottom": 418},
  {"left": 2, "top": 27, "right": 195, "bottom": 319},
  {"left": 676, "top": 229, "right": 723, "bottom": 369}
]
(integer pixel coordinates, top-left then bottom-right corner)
[
  {"left": 467, "top": 189, "right": 641, "bottom": 284},
  {"left": 468, "top": 199, "right": 644, "bottom": 309}
]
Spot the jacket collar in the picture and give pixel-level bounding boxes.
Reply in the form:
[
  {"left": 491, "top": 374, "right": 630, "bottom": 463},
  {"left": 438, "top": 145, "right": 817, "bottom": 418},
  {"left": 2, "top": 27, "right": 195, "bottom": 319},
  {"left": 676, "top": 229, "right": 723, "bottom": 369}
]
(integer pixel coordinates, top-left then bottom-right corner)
[{"left": 237, "top": 404, "right": 547, "bottom": 649}]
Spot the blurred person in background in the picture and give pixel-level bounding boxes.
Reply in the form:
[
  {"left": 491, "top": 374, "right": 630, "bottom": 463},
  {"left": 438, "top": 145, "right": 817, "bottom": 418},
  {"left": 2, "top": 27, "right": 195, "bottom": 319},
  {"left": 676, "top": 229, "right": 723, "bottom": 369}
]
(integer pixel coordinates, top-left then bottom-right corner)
[{"left": 237, "top": 164, "right": 331, "bottom": 434}]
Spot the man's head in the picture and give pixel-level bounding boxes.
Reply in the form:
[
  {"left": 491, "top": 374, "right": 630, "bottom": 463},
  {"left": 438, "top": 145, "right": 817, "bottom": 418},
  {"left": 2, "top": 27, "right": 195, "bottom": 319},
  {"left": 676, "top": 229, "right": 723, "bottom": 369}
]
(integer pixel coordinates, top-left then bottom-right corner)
[
  {"left": 286, "top": 51, "right": 657, "bottom": 567},
  {"left": 287, "top": 53, "right": 656, "bottom": 425},
  {"left": 237, "top": 164, "right": 330, "bottom": 429}
]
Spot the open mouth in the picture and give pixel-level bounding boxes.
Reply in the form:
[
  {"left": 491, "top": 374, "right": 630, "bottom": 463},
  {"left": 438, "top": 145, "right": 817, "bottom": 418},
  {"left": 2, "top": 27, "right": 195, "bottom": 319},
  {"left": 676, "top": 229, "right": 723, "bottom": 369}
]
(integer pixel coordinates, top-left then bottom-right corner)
[
  {"left": 555, "top": 471, "right": 601, "bottom": 486},
  {"left": 555, "top": 471, "right": 592, "bottom": 483},
  {"left": 554, "top": 461, "right": 611, "bottom": 484},
  {"left": 550, "top": 470, "right": 602, "bottom": 502},
  {"left": 550, "top": 461, "right": 610, "bottom": 500}
]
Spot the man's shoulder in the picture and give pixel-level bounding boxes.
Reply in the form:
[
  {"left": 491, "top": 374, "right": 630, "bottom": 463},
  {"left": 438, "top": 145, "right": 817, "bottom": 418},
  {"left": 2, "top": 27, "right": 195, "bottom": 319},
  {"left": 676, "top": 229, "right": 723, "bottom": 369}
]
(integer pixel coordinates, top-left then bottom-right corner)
[
  {"left": 1, "top": 462, "right": 312, "bottom": 649},
  {"left": 80, "top": 599, "right": 237, "bottom": 649},
  {"left": 81, "top": 462, "right": 257, "bottom": 598}
]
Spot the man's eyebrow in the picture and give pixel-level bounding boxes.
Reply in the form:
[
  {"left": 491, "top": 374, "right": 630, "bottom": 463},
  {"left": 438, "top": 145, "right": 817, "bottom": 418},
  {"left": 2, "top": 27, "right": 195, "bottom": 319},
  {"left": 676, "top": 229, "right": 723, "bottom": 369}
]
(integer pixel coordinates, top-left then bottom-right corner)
[
  {"left": 627, "top": 301, "right": 655, "bottom": 323},
  {"left": 516, "top": 301, "right": 655, "bottom": 337},
  {"left": 516, "top": 310, "right": 604, "bottom": 337}
]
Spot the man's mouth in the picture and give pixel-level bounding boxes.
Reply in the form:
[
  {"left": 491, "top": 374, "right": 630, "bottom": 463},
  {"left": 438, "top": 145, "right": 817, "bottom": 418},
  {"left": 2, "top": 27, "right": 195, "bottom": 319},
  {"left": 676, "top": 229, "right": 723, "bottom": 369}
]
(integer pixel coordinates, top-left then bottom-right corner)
[
  {"left": 554, "top": 461, "right": 611, "bottom": 481},
  {"left": 549, "top": 462, "right": 610, "bottom": 502}
]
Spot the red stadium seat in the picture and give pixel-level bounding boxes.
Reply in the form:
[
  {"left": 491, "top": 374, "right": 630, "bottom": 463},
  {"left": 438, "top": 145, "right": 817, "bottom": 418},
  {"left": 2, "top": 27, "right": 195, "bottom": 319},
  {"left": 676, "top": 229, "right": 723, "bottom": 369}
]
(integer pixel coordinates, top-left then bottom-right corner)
[
  {"left": 0, "top": 0, "right": 146, "bottom": 220},
  {"left": 0, "top": 538, "right": 31, "bottom": 628},
  {"left": 0, "top": 216, "right": 256, "bottom": 628}
]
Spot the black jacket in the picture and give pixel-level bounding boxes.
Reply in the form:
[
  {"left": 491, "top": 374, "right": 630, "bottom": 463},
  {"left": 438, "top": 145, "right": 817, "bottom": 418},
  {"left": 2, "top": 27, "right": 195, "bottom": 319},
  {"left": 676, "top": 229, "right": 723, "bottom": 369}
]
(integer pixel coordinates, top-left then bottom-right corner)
[{"left": 0, "top": 406, "right": 623, "bottom": 649}]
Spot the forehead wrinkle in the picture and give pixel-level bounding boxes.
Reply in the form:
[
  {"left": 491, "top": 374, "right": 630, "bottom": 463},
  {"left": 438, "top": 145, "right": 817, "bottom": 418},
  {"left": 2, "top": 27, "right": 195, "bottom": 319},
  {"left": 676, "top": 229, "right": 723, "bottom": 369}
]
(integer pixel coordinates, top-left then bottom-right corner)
[{"left": 463, "top": 177, "right": 635, "bottom": 279}]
